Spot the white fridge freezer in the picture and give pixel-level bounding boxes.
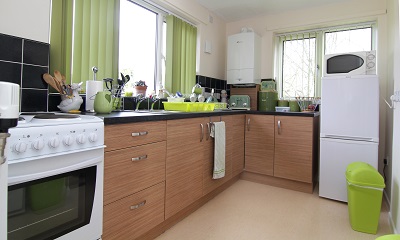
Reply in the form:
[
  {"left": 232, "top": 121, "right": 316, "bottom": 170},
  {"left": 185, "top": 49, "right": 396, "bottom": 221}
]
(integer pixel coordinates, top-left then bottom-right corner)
[
  {"left": 319, "top": 138, "right": 378, "bottom": 202},
  {"left": 319, "top": 74, "right": 379, "bottom": 202}
]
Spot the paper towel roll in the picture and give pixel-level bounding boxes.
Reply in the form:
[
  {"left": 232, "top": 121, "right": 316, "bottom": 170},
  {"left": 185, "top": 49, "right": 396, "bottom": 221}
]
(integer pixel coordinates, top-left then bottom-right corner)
[{"left": 86, "top": 80, "right": 103, "bottom": 112}]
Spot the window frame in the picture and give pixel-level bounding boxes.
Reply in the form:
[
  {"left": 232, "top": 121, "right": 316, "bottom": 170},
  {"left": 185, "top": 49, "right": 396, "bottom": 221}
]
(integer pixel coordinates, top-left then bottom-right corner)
[
  {"left": 274, "top": 22, "right": 376, "bottom": 99},
  {"left": 119, "top": 0, "right": 167, "bottom": 92}
]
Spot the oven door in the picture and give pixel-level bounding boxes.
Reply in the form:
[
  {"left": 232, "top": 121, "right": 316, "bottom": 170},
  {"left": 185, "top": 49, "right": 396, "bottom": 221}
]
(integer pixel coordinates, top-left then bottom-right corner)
[{"left": 7, "top": 148, "right": 104, "bottom": 240}]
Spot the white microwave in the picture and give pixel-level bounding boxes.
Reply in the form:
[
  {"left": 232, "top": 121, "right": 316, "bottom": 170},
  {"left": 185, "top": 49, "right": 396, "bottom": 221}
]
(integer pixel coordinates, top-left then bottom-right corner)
[{"left": 323, "top": 50, "right": 376, "bottom": 77}]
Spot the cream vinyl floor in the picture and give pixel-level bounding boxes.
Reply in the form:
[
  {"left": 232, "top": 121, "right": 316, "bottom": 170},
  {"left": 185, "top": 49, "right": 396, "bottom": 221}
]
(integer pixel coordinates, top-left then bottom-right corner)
[{"left": 155, "top": 180, "right": 391, "bottom": 240}]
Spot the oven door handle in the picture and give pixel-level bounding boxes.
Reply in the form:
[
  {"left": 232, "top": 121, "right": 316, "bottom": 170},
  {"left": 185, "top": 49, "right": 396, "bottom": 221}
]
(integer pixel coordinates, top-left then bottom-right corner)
[{"left": 8, "top": 150, "right": 104, "bottom": 186}]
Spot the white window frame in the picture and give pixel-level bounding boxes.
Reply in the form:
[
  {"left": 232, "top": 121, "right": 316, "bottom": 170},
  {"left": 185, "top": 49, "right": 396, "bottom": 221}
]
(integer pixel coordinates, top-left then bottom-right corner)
[
  {"left": 120, "top": 0, "right": 167, "bottom": 92},
  {"left": 274, "top": 22, "right": 376, "bottom": 98}
]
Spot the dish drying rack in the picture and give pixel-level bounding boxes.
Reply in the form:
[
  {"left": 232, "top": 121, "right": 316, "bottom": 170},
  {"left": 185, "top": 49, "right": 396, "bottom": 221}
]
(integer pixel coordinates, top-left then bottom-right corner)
[{"left": 296, "top": 97, "right": 320, "bottom": 112}]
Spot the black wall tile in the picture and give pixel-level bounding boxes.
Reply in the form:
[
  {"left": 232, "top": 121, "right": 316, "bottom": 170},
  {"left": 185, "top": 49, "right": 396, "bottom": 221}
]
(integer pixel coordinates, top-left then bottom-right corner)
[
  {"left": 22, "top": 65, "right": 48, "bottom": 89},
  {"left": 0, "top": 34, "right": 22, "bottom": 62},
  {"left": 48, "top": 94, "right": 62, "bottom": 111},
  {"left": 21, "top": 89, "right": 48, "bottom": 112},
  {"left": 0, "top": 61, "right": 22, "bottom": 85},
  {"left": 23, "top": 39, "right": 50, "bottom": 66},
  {"left": 198, "top": 75, "right": 206, "bottom": 87}
]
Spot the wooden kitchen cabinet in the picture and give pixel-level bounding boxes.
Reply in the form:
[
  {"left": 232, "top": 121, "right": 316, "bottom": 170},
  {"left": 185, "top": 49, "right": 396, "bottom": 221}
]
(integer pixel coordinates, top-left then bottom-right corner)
[
  {"left": 244, "top": 115, "right": 275, "bottom": 175},
  {"left": 165, "top": 118, "right": 207, "bottom": 219},
  {"left": 225, "top": 115, "right": 245, "bottom": 177},
  {"left": 202, "top": 116, "right": 233, "bottom": 196},
  {"left": 274, "top": 116, "right": 317, "bottom": 183},
  {"left": 103, "top": 182, "right": 165, "bottom": 240},
  {"left": 103, "top": 121, "right": 167, "bottom": 239},
  {"left": 104, "top": 141, "right": 166, "bottom": 205}
]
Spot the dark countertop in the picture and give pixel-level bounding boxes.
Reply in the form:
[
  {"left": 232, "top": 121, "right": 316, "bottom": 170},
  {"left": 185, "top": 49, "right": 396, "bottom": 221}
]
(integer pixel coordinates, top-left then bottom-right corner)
[{"left": 83, "top": 110, "right": 319, "bottom": 125}]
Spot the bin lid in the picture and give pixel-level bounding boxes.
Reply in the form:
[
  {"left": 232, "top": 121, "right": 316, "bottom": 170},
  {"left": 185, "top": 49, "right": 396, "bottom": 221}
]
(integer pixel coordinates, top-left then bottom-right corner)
[{"left": 345, "top": 162, "right": 385, "bottom": 188}]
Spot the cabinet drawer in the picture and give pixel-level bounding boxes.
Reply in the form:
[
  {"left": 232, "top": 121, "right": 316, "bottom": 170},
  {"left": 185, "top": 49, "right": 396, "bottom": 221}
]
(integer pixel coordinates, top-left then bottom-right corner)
[
  {"left": 105, "top": 121, "right": 166, "bottom": 151},
  {"left": 103, "top": 182, "right": 165, "bottom": 240},
  {"left": 104, "top": 141, "right": 166, "bottom": 205}
]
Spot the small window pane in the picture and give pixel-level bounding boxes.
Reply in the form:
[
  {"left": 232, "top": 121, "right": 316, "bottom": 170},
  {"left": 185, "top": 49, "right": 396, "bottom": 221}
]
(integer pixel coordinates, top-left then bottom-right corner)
[
  {"left": 282, "top": 37, "right": 316, "bottom": 98},
  {"left": 325, "top": 28, "right": 372, "bottom": 54},
  {"left": 119, "top": 1, "right": 157, "bottom": 92}
]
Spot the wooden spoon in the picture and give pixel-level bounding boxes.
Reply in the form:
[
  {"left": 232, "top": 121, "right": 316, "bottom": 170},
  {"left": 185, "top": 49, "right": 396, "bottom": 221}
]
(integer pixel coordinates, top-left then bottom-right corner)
[
  {"left": 54, "top": 70, "right": 63, "bottom": 83},
  {"left": 43, "top": 73, "right": 61, "bottom": 93}
]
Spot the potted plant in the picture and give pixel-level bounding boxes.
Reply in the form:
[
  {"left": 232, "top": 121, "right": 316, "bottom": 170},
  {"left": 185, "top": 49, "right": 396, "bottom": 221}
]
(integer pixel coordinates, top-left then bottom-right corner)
[{"left": 134, "top": 80, "right": 147, "bottom": 96}]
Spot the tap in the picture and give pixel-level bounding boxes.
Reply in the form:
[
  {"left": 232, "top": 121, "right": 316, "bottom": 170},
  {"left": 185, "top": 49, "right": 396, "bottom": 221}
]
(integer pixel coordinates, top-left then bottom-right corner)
[
  {"left": 135, "top": 96, "right": 149, "bottom": 111},
  {"left": 151, "top": 97, "right": 162, "bottom": 111}
]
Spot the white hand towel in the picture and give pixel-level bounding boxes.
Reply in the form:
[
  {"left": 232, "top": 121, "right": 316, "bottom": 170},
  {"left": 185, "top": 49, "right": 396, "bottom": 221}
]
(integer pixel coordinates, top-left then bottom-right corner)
[{"left": 210, "top": 121, "right": 226, "bottom": 179}]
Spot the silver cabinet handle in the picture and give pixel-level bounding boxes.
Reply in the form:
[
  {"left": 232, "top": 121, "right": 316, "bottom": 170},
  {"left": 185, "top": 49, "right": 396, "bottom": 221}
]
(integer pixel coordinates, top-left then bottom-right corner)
[
  {"left": 278, "top": 120, "right": 281, "bottom": 135},
  {"left": 200, "top": 124, "right": 204, "bottom": 142},
  {"left": 131, "top": 131, "right": 148, "bottom": 137},
  {"left": 206, "top": 122, "right": 210, "bottom": 141},
  {"left": 247, "top": 118, "right": 250, "bottom": 131},
  {"left": 131, "top": 155, "right": 147, "bottom": 161},
  {"left": 130, "top": 200, "right": 146, "bottom": 210}
]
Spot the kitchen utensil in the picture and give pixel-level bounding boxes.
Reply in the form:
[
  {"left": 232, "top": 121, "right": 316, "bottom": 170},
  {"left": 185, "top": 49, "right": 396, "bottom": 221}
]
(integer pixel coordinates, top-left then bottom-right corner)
[
  {"left": 94, "top": 91, "right": 113, "bottom": 113},
  {"left": 103, "top": 78, "right": 113, "bottom": 91},
  {"left": 54, "top": 70, "right": 63, "bottom": 83},
  {"left": 43, "top": 73, "right": 61, "bottom": 93}
]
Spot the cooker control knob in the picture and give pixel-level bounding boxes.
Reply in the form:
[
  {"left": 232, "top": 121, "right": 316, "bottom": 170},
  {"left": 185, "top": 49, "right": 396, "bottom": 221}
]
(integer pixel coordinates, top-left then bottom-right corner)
[
  {"left": 63, "top": 135, "right": 74, "bottom": 146},
  {"left": 89, "top": 133, "right": 98, "bottom": 143},
  {"left": 49, "top": 137, "right": 60, "bottom": 148},
  {"left": 14, "top": 142, "right": 28, "bottom": 153},
  {"left": 32, "top": 139, "right": 45, "bottom": 150},
  {"left": 77, "top": 134, "right": 87, "bottom": 144},
  {"left": 367, "top": 54, "right": 375, "bottom": 60}
]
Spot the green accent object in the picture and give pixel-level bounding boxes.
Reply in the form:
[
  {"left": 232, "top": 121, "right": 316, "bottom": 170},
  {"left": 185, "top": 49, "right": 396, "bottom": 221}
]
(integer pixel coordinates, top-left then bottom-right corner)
[
  {"left": 165, "top": 15, "right": 197, "bottom": 95},
  {"left": 278, "top": 100, "right": 289, "bottom": 107},
  {"left": 28, "top": 178, "right": 66, "bottom": 211},
  {"left": 260, "top": 80, "right": 276, "bottom": 91},
  {"left": 289, "top": 100, "right": 300, "bottom": 112},
  {"left": 258, "top": 91, "right": 278, "bottom": 111},
  {"left": 50, "top": 0, "right": 120, "bottom": 89},
  {"left": 346, "top": 162, "right": 385, "bottom": 234},
  {"left": 375, "top": 235, "right": 400, "bottom": 240}
]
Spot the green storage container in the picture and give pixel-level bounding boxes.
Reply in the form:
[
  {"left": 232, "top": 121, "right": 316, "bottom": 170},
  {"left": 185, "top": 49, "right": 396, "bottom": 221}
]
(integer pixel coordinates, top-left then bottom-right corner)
[
  {"left": 375, "top": 235, "right": 400, "bottom": 240},
  {"left": 346, "top": 162, "right": 385, "bottom": 234},
  {"left": 258, "top": 91, "right": 278, "bottom": 111}
]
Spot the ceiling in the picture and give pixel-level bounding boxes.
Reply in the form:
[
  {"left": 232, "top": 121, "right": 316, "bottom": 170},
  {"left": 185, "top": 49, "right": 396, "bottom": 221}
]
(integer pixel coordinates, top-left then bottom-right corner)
[{"left": 195, "top": 0, "right": 349, "bottom": 22}]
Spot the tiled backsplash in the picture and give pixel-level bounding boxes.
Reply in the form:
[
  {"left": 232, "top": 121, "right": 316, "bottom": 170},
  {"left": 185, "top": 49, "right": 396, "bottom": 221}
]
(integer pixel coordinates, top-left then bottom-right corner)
[
  {"left": 0, "top": 33, "right": 49, "bottom": 112},
  {"left": 196, "top": 75, "right": 228, "bottom": 94}
]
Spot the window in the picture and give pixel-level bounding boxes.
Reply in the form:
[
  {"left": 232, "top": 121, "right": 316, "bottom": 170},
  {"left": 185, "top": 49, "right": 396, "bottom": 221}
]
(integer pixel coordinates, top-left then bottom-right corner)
[
  {"left": 119, "top": 0, "right": 167, "bottom": 93},
  {"left": 275, "top": 23, "right": 374, "bottom": 98}
]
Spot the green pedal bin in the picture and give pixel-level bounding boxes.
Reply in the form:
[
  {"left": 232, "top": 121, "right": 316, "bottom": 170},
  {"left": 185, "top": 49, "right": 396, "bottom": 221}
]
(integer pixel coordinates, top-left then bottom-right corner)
[{"left": 346, "top": 162, "right": 385, "bottom": 234}]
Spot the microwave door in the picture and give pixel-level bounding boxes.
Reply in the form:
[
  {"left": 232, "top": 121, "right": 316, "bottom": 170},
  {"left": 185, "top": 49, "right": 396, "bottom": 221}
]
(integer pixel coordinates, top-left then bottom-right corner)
[{"left": 326, "top": 54, "right": 364, "bottom": 74}]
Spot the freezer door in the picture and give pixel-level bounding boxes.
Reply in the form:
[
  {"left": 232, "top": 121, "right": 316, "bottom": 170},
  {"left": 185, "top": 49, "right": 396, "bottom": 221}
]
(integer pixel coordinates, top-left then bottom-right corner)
[
  {"left": 319, "top": 138, "right": 378, "bottom": 202},
  {"left": 320, "top": 75, "right": 379, "bottom": 142}
]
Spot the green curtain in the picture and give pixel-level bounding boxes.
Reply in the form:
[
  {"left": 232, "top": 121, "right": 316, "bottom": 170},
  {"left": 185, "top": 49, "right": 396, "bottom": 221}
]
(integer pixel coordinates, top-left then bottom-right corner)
[
  {"left": 50, "top": 0, "right": 119, "bottom": 89},
  {"left": 165, "top": 15, "right": 197, "bottom": 95}
]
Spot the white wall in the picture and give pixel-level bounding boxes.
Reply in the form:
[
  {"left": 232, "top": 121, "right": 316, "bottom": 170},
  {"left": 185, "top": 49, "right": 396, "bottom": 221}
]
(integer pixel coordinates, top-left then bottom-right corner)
[
  {"left": 152, "top": 0, "right": 227, "bottom": 79},
  {"left": 387, "top": 0, "right": 400, "bottom": 234},
  {"left": 0, "top": 0, "right": 51, "bottom": 43}
]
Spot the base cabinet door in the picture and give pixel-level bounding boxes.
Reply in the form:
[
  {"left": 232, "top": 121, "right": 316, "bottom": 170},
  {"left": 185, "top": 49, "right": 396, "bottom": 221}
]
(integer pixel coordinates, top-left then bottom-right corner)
[
  {"left": 103, "top": 182, "right": 165, "bottom": 240},
  {"left": 225, "top": 115, "right": 245, "bottom": 177},
  {"left": 245, "top": 115, "right": 275, "bottom": 175},
  {"left": 274, "top": 116, "right": 313, "bottom": 183},
  {"left": 165, "top": 118, "right": 206, "bottom": 219}
]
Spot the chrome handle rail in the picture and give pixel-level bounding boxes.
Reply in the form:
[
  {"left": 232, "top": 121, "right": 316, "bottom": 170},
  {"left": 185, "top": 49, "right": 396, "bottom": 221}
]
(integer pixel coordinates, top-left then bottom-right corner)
[
  {"left": 131, "top": 131, "right": 148, "bottom": 137},
  {"left": 278, "top": 120, "right": 281, "bottom": 135},
  {"left": 206, "top": 122, "right": 210, "bottom": 141},
  {"left": 131, "top": 155, "right": 148, "bottom": 161},
  {"left": 200, "top": 124, "right": 204, "bottom": 142},
  {"left": 247, "top": 118, "right": 250, "bottom": 131},
  {"left": 130, "top": 200, "right": 146, "bottom": 210}
]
